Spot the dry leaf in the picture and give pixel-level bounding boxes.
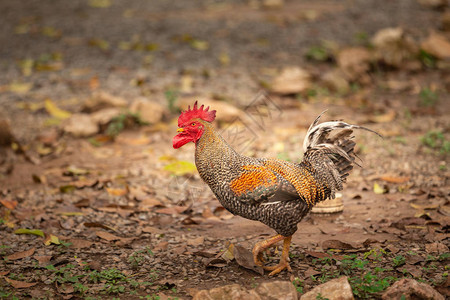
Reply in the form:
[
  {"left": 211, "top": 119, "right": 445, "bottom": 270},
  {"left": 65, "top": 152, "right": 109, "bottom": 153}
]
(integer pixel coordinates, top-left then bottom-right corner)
[
  {"left": 0, "top": 199, "right": 18, "bottom": 210},
  {"left": 44, "top": 234, "right": 60, "bottom": 246},
  {"left": 156, "top": 206, "right": 188, "bottom": 215},
  {"left": 14, "top": 228, "right": 45, "bottom": 237},
  {"left": 187, "top": 236, "right": 205, "bottom": 247},
  {"left": 68, "top": 239, "right": 93, "bottom": 249},
  {"left": 45, "top": 99, "right": 71, "bottom": 119},
  {"left": 380, "top": 175, "right": 410, "bottom": 184},
  {"left": 106, "top": 187, "right": 128, "bottom": 196},
  {"left": 233, "top": 245, "right": 264, "bottom": 275},
  {"left": 5, "top": 278, "right": 37, "bottom": 289},
  {"left": 6, "top": 248, "right": 35, "bottom": 261},
  {"left": 322, "top": 239, "right": 355, "bottom": 250},
  {"left": 96, "top": 231, "right": 121, "bottom": 241}
]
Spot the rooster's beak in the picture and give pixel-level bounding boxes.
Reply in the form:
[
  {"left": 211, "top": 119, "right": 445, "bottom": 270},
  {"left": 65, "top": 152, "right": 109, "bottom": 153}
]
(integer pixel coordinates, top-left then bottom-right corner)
[{"left": 177, "top": 128, "right": 185, "bottom": 133}]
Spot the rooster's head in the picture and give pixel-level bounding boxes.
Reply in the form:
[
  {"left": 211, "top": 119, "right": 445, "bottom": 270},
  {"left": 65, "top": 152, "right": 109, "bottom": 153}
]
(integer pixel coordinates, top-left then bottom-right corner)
[{"left": 173, "top": 101, "right": 216, "bottom": 149}]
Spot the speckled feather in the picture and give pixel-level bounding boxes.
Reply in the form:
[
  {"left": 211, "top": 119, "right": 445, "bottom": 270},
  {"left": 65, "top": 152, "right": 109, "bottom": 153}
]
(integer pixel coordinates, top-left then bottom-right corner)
[{"left": 194, "top": 113, "right": 379, "bottom": 237}]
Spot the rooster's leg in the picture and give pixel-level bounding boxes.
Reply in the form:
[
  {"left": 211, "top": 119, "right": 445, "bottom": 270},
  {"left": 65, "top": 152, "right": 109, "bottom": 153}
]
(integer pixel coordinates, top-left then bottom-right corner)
[{"left": 252, "top": 234, "right": 292, "bottom": 276}]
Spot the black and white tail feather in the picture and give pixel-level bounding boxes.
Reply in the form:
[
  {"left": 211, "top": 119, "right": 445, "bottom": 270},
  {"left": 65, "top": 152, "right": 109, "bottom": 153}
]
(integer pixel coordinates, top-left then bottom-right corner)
[{"left": 302, "top": 111, "right": 381, "bottom": 201}]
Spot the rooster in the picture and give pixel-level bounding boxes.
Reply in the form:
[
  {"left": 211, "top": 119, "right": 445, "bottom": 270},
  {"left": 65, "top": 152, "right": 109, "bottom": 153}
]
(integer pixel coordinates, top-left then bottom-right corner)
[{"left": 173, "top": 102, "right": 380, "bottom": 275}]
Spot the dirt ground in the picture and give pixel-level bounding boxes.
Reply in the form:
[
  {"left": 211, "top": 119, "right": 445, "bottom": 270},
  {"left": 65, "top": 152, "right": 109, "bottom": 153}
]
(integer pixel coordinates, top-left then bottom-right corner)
[{"left": 0, "top": 0, "right": 449, "bottom": 299}]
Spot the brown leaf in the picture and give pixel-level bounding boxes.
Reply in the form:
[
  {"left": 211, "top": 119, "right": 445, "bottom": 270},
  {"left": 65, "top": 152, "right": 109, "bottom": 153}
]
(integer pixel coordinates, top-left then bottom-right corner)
[
  {"left": 0, "top": 199, "right": 18, "bottom": 210},
  {"left": 156, "top": 206, "right": 188, "bottom": 215},
  {"left": 187, "top": 236, "right": 204, "bottom": 247},
  {"left": 106, "top": 187, "right": 128, "bottom": 196},
  {"left": 139, "top": 198, "right": 162, "bottom": 209},
  {"left": 304, "top": 267, "right": 321, "bottom": 277},
  {"left": 142, "top": 226, "right": 164, "bottom": 234},
  {"left": 153, "top": 241, "right": 169, "bottom": 252},
  {"left": 233, "top": 245, "right": 264, "bottom": 275},
  {"left": 34, "top": 255, "right": 52, "bottom": 266},
  {"left": 6, "top": 248, "right": 35, "bottom": 261},
  {"left": 322, "top": 239, "right": 355, "bottom": 250},
  {"left": 96, "top": 231, "right": 121, "bottom": 241},
  {"left": 305, "top": 250, "right": 344, "bottom": 260},
  {"left": 380, "top": 175, "right": 410, "bottom": 184},
  {"left": 73, "top": 198, "right": 90, "bottom": 208},
  {"left": 5, "top": 278, "right": 37, "bottom": 289},
  {"left": 68, "top": 238, "right": 93, "bottom": 249},
  {"left": 0, "top": 270, "right": 10, "bottom": 276},
  {"left": 84, "top": 222, "right": 116, "bottom": 231}
]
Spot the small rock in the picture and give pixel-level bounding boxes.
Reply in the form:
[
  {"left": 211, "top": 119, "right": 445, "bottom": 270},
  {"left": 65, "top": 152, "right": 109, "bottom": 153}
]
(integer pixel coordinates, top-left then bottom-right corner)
[
  {"left": 63, "top": 113, "right": 98, "bottom": 137},
  {"left": 417, "top": 0, "right": 447, "bottom": 8},
  {"left": 301, "top": 276, "right": 354, "bottom": 300},
  {"left": 336, "top": 47, "right": 371, "bottom": 82},
  {"left": 129, "top": 97, "right": 165, "bottom": 124},
  {"left": 270, "top": 67, "right": 311, "bottom": 95},
  {"left": 194, "top": 281, "right": 297, "bottom": 300},
  {"left": 421, "top": 32, "right": 450, "bottom": 60},
  {"left": 83, "top": 90, "right": 128, "bottom": 112},
  {"left": 321, "top": 69, "right": 350, "bottom": 94},
  {"left": 382, "top": 278, "right": 444, "bottom": 300},
  {"left": 255, "top": 281, "right": 298, "bottom": 300},
  {"left": 90, "top": 107, "right": 122, "bottom": 126},
  {"left": 371, "top": 27, "right": 418, "bottom": 67}
]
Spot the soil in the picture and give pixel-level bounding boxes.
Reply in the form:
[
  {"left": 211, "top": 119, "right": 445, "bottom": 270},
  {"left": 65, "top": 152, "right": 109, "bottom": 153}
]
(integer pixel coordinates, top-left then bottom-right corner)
[{"left": 0, "top": 0, "right": 449, "bottom": 299}]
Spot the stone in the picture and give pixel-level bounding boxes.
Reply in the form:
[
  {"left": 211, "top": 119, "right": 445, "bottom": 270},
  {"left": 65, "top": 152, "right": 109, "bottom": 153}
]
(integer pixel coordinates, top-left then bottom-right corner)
[
  {"left": 193, "top": 281, "right": 298, "bottom": 300},
  {"left": 129, "top": 97, "right": 165, "bottom": 124},
  {"left": 421, "top": 32, "right": 450, "bottom": 60},
  {"left": 90, "top": 107, "right": 122, "bottom": 126},
  {"left": 270, "top": 67, "right": 311, "bottom": 95},
  {"left": 63, "top": 113, "right": 98, "bottom": 137},
  {"left": 255, "top": 281, "right": 298, "bottom": 300},
  {"left": 336, "top": 47, "right": 371, "bottom": 81},
  {"left": 371, "top": 27, "right": 419, "bottom": 67},
  {"left": 382, "top": 278, "right": 444, "bottom": 300},
  {"left": 83, "top": 90, "right": 128, "bottom": 112},
  {"left": 300, "top": 276, "right": 354, "bottom": 300},
  {"left": 321, "top": 69, "right": 350, "bottom": 94}
]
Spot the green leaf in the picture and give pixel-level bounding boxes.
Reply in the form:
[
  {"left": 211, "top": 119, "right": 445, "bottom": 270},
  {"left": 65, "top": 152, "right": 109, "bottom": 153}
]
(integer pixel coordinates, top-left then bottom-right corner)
[
  {"left": 14, "top": 229, "right": 45, "bottom": 237},
  {"left": 164, "top": 161, "right": 197, "bottom": 176}
]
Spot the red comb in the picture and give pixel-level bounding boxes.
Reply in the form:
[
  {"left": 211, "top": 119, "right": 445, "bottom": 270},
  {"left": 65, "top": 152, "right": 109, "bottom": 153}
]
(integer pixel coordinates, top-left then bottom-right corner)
[{"left": 178, "top": 101, "right": 216, "bottom": 126}]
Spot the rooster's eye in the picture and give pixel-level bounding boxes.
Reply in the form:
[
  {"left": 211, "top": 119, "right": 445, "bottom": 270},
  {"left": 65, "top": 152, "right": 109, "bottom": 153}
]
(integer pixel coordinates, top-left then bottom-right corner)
[{"left": 191, "top": 123, "right": 196, "bottom": 126}]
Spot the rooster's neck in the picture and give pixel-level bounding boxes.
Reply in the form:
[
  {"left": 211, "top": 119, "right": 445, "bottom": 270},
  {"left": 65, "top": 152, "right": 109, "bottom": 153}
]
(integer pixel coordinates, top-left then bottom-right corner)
[{"left": 194, "top": 121, "right": 240, "bottom": 185}]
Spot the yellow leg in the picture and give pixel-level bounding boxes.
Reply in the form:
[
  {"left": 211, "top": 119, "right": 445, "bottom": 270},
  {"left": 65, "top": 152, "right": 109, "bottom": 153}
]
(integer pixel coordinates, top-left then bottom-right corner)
[{"left": 252, "top": 234, "right": 292, "bottom": 276}]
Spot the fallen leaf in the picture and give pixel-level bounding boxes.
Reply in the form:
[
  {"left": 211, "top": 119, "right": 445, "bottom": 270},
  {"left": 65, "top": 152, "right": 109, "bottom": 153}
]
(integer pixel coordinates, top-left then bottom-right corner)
[
  {"left": 380, "top": 175, "right": 410, "bottom": 184},
  {"left": 153, "top": 241, "right": 169, "bottom": 251},
  {"left": 163, "top": 161, "right": 197, "bottom": 176},
  {"left": 155, "top": 206, "right": 188, "bottom": 215},
  {"left": 304, "top": 267, "right": 321, "bottom": 277},
  {"left": 6, "top": 248, "right": 35, "bottom": 261},
  {"left": 84, "top": 222, "right": 117, "bottom": 231},
  {"left": 142, "top": 226, "right": 164, "bottom": 234},
  {"left": 139, "top": 198, "right": 162, "bottom": 208},
  {"left": 221, "top": 243, "right": 235, "bottom": 262},
  {"left": 45, "top": 99, "right": 71, "bottom": 120},
  {"left": 34, "top": 255, "right": 52, "bottom": 266},
  {"left": 96, "top": 231, "right": 121, "bottom": 241},
  {"left": 106, "top": 187, "right": 128, "bottom": 196},
  {"left": 305, "top": 250, "right": 344, "bottom": 260},
  {"left": 64, "top": 166, "right": 90, "bottom": 176},
  {"left": 5, "top": 278, "right": 37, "bottom": 289},
  {"left": 187, "top": 236, "right": 205, "bottom": 247},
  {"left": 14, "top": 229, "right": 44, "bottom": 237},
  {"left": 8, "top": 82, "right": 33, "bottom": 94},
  {"left": 0, "top": 271, "right": 10, "bottom": 276},
  {"left": 0, "top": 199, "right": 18, "bottom": 210},
  {"left": 322, "top": 240, "right": 355, "bottom": 250},
  {"left": 373, "top": 182, "right": 387, "bottom": 194},
  {"left": 44, "top": 234, "right": 61, "bottom": 246},
  {"left": 68, "top": 239, "right": 93, "bottom": 249},
  {"left": 233, "top": 245, "right": 264, "bottom": 275}
]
